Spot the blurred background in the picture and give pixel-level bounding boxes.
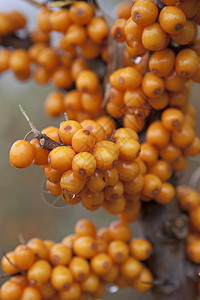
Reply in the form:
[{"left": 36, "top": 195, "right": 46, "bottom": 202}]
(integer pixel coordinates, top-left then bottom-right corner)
[{"left": 0, "top": 0, "right": 199, "bottom": 299}]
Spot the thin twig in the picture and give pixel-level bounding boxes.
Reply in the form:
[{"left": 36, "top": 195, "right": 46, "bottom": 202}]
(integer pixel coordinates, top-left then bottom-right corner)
[
  {"left": 0, "top": 272, "right": 21, "bottom": 278},
  {"left": 18, "top": 232, "right": 26, "bottom": 245},
  {"left": 3, "top": 252, "right": 25, "bottom": 276},
  {"left": 23, "top": 131, "right": 34, "bottom": 141},
  {"left": 19, "top": 105, "right": 41, "bottom": 137},
  {"left": 22, "top": 0, "right": 42, "bottom": 7},
  {"left": 64, "top": 112, "right": 69, "bottom": 121}
]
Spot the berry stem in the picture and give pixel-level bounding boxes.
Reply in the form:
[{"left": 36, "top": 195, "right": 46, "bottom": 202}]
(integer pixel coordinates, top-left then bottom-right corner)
[{"left": 3, "top": 252, "right": 25, "bottom": 276}]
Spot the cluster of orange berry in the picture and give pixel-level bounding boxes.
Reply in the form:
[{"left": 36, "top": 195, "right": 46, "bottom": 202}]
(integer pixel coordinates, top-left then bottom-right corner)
[
  {"left": 176, "top": 186, "right": 200, "bottom": 265},
  {"left": 0, "top": 10, "right": 26, "bottom": 37},
  {"left": 0, "top": 219, "right": 153, "bottom": 300},
  {"left": 44, "top": 69, "right": 104, "bottom": 121},
  {"left": 107, "top": 0, "right": 200, "bottom": 130}
]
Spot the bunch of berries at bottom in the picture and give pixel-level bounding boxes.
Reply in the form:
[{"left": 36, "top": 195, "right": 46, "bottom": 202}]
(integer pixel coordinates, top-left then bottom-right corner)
[
  {"left": 0, "top": 219, "right": 153, "bottom": 300},
  {"left": 10, "top": 116, "right": 147, "bottom": 219}
]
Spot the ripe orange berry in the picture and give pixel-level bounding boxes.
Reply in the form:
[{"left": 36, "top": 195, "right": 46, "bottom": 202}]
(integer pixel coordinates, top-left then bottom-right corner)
[
  {"left": 149, "top": 160, "right": 172, "bottom": 181},
  {"left": 111, "top": 18, "right": 126, "bottom": 43},
  {"left": 38, "top": 48, "right": 58, "bottom": 72},
  {"left": 1, "top": 252, "right": 18, "bottom": 274},
  {"left": 69, "top": 1, "right": 93, "bottom": 25},
  {"left": 81, "top": 120, "right": 106, "bottom": 143},
  {"left": 131, "top": 0, "right": 158, "bottom": 26},
  {"left": 108, "top": 220, "right": 131, "bottom": 242},
  {"left": 121, "top": 257, "right": 143, "bottom": 279},
  {"left": 142, "top": 23, "right": 167, "bottom": 51},
  {"left": 171, "top": 20, "right": 195, "bottom": 45},
  {"left": 165, "top": 70, "right": 187, "bottom": 92},
  {"left": 44, "top": 91, "right": 64, "bottom": 118},
  {"left": 60, "top": 170, "right": 86, "bottom": 194},
  {"left": 37, "top": 6, "right": 51, "bottom": 32},
  {"left": 187, "top": 240, "right": 200, "bottom": 264},
  {"left": 49, "top": 243, "right": 72, "bottom": 266},
  {"left": 80, "top": 38, "right": 101, "bottom": 59},
  {"left": 81, "top": 89, "right": 103, "bottom": 113},
  {"left": 0, "top": 49, "right": 10, "bottom": 72},
  {"left": 59, "top": 282, "right": 81, "bottom": 300},
  {"left": 104, "top": 181, "right": 124, "bottom": 201},
  {"left": 177, "top": 185, "right": 200, "bottom": 212},
  {"left": 91, "top": 253, "right": 113, "bottom": 275},
  {"left": 10, "top": 140, "right": 35, "bottom": 168},
  {"left": 123, "top": 173, "right": 144, "bottom": 194},
  {"left": 87, "top": 17, "right": 108, "bottom": 44},
  {"left": 49, "top": 146, "right": 76, "bottom": 172},
  {"left": 9, "top": 49, "right": 30, "bottom": 74},
  {"left": 86, "top": 169, "right": 106, "bottom": 193},
  {"left": 51, "top": 266, "right": 73, "bottom": 291},
  {"left": 110, "top": 67, "right": 142, "bottom": 92},
  {"left": 92, "top": 145, "right": 118, "bottom": 171},
  {"left": 27, "top": 238, "right": 48, "bottom": 260},
  {"left": 33, "top": 66, "right": 50, "bottom": 85},
  {"left": 65, "top": 24, "right": 87, "bottom": 47},
  {"left": 14, "top": 245, "right": 35, "bottom": 270},
  {"left": 81, "top": 190, "right": 104, "bottom": 211},
  {"left": 183, "top": 137, "right": 200, "bottom": 157},
  {"left": 132, "top": 267, "right": 153, "bottom": 292},
  {"left": 161, "top": 108, "right": 184, "bottom": 131},
  {"left": 52, "top": 67, "right": 73, "bottom": 89},
  {"left": 142, "top": 173, "right": 162, "bottom": 198},
  {"left": 38, "top": 281, "right": 56, "bottom": 299},
  {"left": 159, "top": 6, "right": 186, "bottom": 34},
  {"left": 30, "top": 138, "right": 49, "bottom": 165},
  {"left": 139, "top": 142, "right": 158, "bottom": 166},
  {"left": 0, "top": 281, "right": 22, "bottom": 300},
  {"left": 146, "top": 120, "right": 170, "bottom": 148},
  {"left": 72, "top": 152, "right": 96, "bottom": 178},
  {"left": 116, "top": 160, "right": 140, "bottom": 182},
  {"left": 108, "top": 240, "right": 129, "bottom": 264},
  {"left": 27, "top": 260, "right": 51, "bottom": 287},
  {"left": 142, "top": 72, "right": 165, "bottom": 98},
  {"left": 175, "top": 49, "right": 199, "bottom": 79},
  {"left": 49, "top": 9, "right": 71, "bottom": 32},
  {"left": 96, "top": 115, "right": 116, "bottom": 138},
  {"left": 75, "top": 219, "right": 96, "bottom": 237},
  {"left": 103, "top": 195, "right": 126, "bottom": 214},
  {"left": 63, "top": 90, "right": 82, "bottom": 114},
  {"left": 114, "top": 1, "right": 132, "bottom": 19},
  {"left": 69, "top": 257, "right": 90, "bottom": 283},
  {"left": 130, "top": 239, "right": 152, "bottom": 261},
  {"left": 81, "top": 272, "right": 100, "bottom": 294},
  {"left": 159, "top": 142, "right": 181, "bottom": 162},
  {"left": 154, "top": 182, "right": 175, "bottom": 204},
  {"left": 171, "top": 122, "right": 195, "bottom": 148},
  {"left": 10, "top": 275, "right": 28, "bottom": 289},
  {"left": 59, "top": 120, "right": 82, "bottom": 146},
  {"left": 44, "top": 165, "right": 63, "bottom": 184},
  {"left": 124, "top": 18, "right": 144, "bottom": 47},
  {"left": 21, "top": 287, "right": 41, "bottom": 300},
  {"left": 72, "top": 128, "right": 96, "bottom": 153},
  {"left": 73, "top": 236, "right": 97, "bottom": 259},
  {"left": 176, "top": 0, "right": 199, "bottom": 19},
  {"left": 190, "top": 207, "right": 200, "bottom": 231},
  {"left": 171, "top": 154, "right": 187, "bottom": 172},
  {"left": 149, "top": 49, "right": 175, "bottom": 77},
  {"left": 116, "top": 138, "right": 141, "bottom": 161}
]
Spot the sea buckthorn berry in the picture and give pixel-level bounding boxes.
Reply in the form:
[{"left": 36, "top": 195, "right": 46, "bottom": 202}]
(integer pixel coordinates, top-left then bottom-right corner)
[
  {"left": 176, "top": 0, "right": 199, "bottom": 19},
  {"left": 28, "top": 43, "right": 47, "bottom": 63},
  {"left": 121, "top": 257, "right": 142, "bottom": 279},
  {"left": 103, "top": 196, "right": 126, "bottom": 214},
  {"left": 126, "top": 41, "right": 147, "bottom": 57},
  {"left": 161, "top": 108, "right": 184, "bottom": 131},
  {"left": 44, "top": 165, "right": 63, "bottom": 184},
  {"left": 106, "top": 102, "right": 123, "bottom": 118},
  {"left": 111, "top": 19, "right": 126, "bottom": 43},
  {"left": 124, "top": 89, "right": 146, "bottom": 113},
  {"left": 44, "top": 91, "right": 64, "bottom": 118},
  {"left": 149, "top": 160, "right": 172, "bottom": 181},
  {"left": 146, "top": 120, "right": 170, "bottom": 148},
  {"left": 59, "top": 282, "right": 81, "bottom": 300},
  {"left": 0, "top": 13, "right": 13, "bottom": 35},
  {"left": 49, "top": 243, "right": 72, "bottom": 266},
  {"left": 72, "top": 152, "right": 96, "bottom": 178},
  {"left": 139, "top": 142, "right": 158, "bottom": 166},
  {"left": 81, "top": 190, "right": 104, "bottom": 211},
  {"left": 142, "top": 23, "right": 167, "bottom": 51},
  {"left": 114, "top": 1, "right": 132, "bottom": 19},
  {"left": 132, "top": 267, "right": 153, "bottom": 292},
  {"left": 142, "top": 173, "right": 162, "bottom": 198},
  {"left": 108, "top": 220, "right": 131, "bottom": 242},
  {"left": 131, "top": 0, "right": 158, "bottom": 26},
  {"left": 80, "top": 38, "right": 101, "bottom": 59},
  {"left": 177, "top": 185, "right": 200, "bottom": 212},
  {"left": 135, "top": 158, "right": 147, "bottom": 175},
  {"left": 105, "top": 181, "right": 124, "bottom": 201},
  {"left": 114, "top": 128, "right": 139, "bottom": 143},
  {"left": 62, "top": 234, "right": 77, "bottom": 249},
  {"left": 130, "top": 239, "right": 152, "bottom": 261},
  {"left": 1, "top": 252, "right": 17, "bottom": 274},
  {"left": 33, "top": 66, "right": 50, "bottom": 85},
  {"left": 81, "top": 272, "right": 100, "bottom": 293},
  {"left": 9, "top": 49, "right": 30, "bottom": 73},
  {"left": 148, "top": 92, "right": 169, "bottom": 110},
  {"left": 187, "top": 240, "right": 200, "bottom": 264},
  {"left": 183, "top": 137, "right": 200, "bottom": 157},
  {"left": 192, "top": 58, "right": 200, "bottom": 83},
  {"left": 159, "top": 142, "right": 181, "bottom": 162},
  {"left": 51, "top": 266, "right": 73, "bottom": 291},
  {"left": 49, "top": 10, "right": 71, "bottom": 32},
  {"left": 0, "top": 281, "right": 22, "bottom": 300},
  {"left": 37, "top": 6, "right": 51, "bottom": 32},
  {"left": 154, "top": 182, "right": 175, "bottom": 204},
  {"left": 49, "top": 147, "right": 76, "bottom": 172},
  {"left": 87, "top": 17, "right": 108, "bottom": 44},
  {"left": 0, "top": 49, "right": 10, "bottom": 72},
  {"left": 171, "top": 122, "right": 195, "bottom": 148},
  {"left": 30, "top": 27, "right": 50, "bottom": 44},
  {"left": 124, "top": 18, "right": 144, "bottom": 47},
  {"left": 108, "top": 87, "right": 124, "bottom": 106},
  {"left": 87, "top": 170, "right": 106, "bottom": 193},
  {"left": 10, "top": 275, "right": 28, "bottom": 289},
  {"left": 96, "top": 115, "right": 116, "bottom": 138},
  {"left": 165, "top": 70, "right": 186, "bottom": 92},
  {"left": 110, "top": 67, "right": 142, "bottom": 92},
  {"left": 149, "top": 49, "right": 175, "bottom": 77},
  {"left": 30, "top": 138, "right": 49, "bottom": 165},
  {"left": 160, "top": 0, "right": 179, "bottom": 4},
  {"left": 123, "top": 173, "right": 144, "bottom": 194},
  {"left": 75, "top": 219, "right": 96, "bottom": 237},
  {"left": 10, "top": 140, "right": 35, "bottom": 168},
  {"left": 52, "top": 67, "right": 73, "bottom": 89},
  {"left": 81, "top": 89, "right": 103, "bottom": 113},
  {"left": 63, "top": 90, "right": 82, "bottom": 113},
  {"left": 142, "top": 72, "right": 165, "bottom": 98},
  {"left": 27, "top": 238, "right": 49, "bottom": 260},
  {"left": 38, "top": 48, "right": 58, "bottom": 72},
  {"left": 8, "top": 10, "right": 26, "bottom": 30},
  {"left": 159, "top": 6, "right": 186, "bottom": 34},
  {"left": 43, "top": 240, "right": 55, "bottom": 251},
  {"left": 62, "top": 190, "right": 82, "bottom": 205},
  {"left": 91, "top": 253, "right": 113, "bottom": 275},
  {"left": 175, "top": 49, "right": 199, "bottom": 79},
  {"left": 73, "top": 236, "right": 97, "bottom": 259},
  {"left": 171, "top": 154, "right": 188, "bottom": 172},
  {"left": 72, "top": 128, "right": 95, "bottom": 153},
  {"left": 116, "top": 160, "right": 140, "bottom": 182},
  {"left": 38, "top": 281, "right": 56, "bottom": 299},
  {"left": 95, "top": 140, "right": 119, "bottom": 157},
  {"left": 69, "top": 257, "right": 90, "bottom": 283},
  {"left": 65, "top": 24, "right": 87, "bottom": 47},
  {"left": 168, "top": 85, "right": 190, "bottom": 108},
  {"left": 116, "top": 138, "right": 141, "bottom": 161},
  {"left": 60, "top": 170, "right": 86, "bottom": 194},
  {"left": 92, "top": 146, "right": 118, "bottom": 171},
  {"left": 71, "top": 57, "right": 88, "bottom": 81},
  {"left": 14, "top": 245, "right": 35, "bottom": 270},
  {"left": 191, "top": 207, "right": 200, "bottom": 231},
  {"left": 170, "top": 20, "right": 195, "bottom": 45},
  {"left": 102, "top": 264, "right": 119, "bottom": 283},
  {"left": 81, "top": 120, "right": 106, "bottom": 143},
  {"left": 69, "top": 1, "right": 93, "bottom": 25},
  {"left": 76, "top": 70, "right": 99, "bottom": 93},
  {"left": 59, "top": 121, "right": 82, "bottom": 146},
  {"left": 97, "top": 227, "right": 112, "bottom": 243},
  {"left": 108, "top": 240, "right": 129, "bottom": 264},
  {"left": 21, "top": 286, "right": 42, "bottom": 300},
  {"left": 27, "top": 260, "right": 51, "bottom": 287}
]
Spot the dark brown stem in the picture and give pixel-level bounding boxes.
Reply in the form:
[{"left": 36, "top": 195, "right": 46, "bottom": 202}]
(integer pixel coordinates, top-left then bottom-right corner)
[
  {"left": 19, "top": 105, "right": 65, "bottom": 150},
  {"left": 0, "top": 272, "right": 21, "bottom": 278},
  {"left": 1, "top": 34, "right": 32, "bottom": 50}
]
